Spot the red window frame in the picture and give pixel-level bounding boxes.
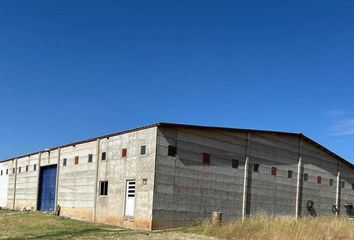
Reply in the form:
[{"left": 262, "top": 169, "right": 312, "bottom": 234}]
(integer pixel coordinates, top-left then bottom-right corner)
[
  {"left": 74, "top": 156, "right": 79, "bottom": 165},
  {"left": 317, "top": 176, "right": 322, "bottom": 184},
  {"left": 271, "top": 167, "right": 277, "bottom": 176},
  {"left": 203, "top": 153, "right": 210, "bottom": 165},
  {"left": 122, "top": 148, "right": 127, "bottom": 158}
]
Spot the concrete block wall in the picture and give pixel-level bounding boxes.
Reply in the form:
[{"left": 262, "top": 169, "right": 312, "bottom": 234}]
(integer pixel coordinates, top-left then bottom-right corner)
[
  {"left": 152, "top": 125, "right": 354, "bottom": 229},
  {"left": 0, "top": 161, "right": 10, "bottom": 207},
  {"left": 0, "top": 123, "right": 353, "bottom": 231},
  {"left": 152, "top": 126, "right": 248, "bottom": 229},
  {"left": 0, "top": 126, "right": 157, "bottom": 231},
  {"left": 12, "top": 154, "right": 40, "bottom": 210},
  {"left": 339, "top": 161, "right": 354, "bottom": 217},
  {"left": 6, "top": 159, "right": 16, "bottom": 209},
  {"left": 55, "top": 127, "right": 157, "bottom": 229},
  {"left": 247, "top": 132, "right": 299, "bottom": 216},
  {"left": 58, "top": 143, "right": 97, "bottom": 221},
  {"left": 94, "top": 127, "right": 157, "bottom": 229},
  {"left": 300, "top": 141, "right": 338, "bottom": 216}
]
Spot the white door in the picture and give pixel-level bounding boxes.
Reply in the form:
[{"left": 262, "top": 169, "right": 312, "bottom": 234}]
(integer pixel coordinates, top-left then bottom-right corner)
[{"left": 124, "top": 180, "right": 136, "bottom": 216}]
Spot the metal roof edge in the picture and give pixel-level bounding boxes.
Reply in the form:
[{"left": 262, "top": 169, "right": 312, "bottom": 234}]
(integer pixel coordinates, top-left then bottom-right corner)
[
  {"left": 0, "top": 123, "right": 160, "bottom": 163},
  {"left": 1, "top": 122, "right": 352, "bottom": 169},
  {"left": 157, "top": 122, "right": 353, "bottom": 169}
]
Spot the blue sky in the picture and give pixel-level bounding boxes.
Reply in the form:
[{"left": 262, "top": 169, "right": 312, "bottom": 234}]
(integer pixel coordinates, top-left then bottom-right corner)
[{"left": 0, "top": 1, "right": 354, "bottom": 162}]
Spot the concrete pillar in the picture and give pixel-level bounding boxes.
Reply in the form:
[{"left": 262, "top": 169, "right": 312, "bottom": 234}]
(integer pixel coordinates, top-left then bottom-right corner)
[
  {"left": 336, "top": 170, "right": 341, "bottom": 216},
  {"left": 12, "top": 158, "right": 18, "bottom": 210},
  {"left": 242, "top": 133, "right": 250, "bottom": 221},
  {"left": 35, "top": 152, "right": 42, "bottom": 210},
  {"left": 54, "top": 148, "right": 61, "bottom": 210},
  {"left": 93, "top": 138, "right": 100, "bottom": 223},
  {"left": 242, "top": 156, "right": 249, "bottom": 221},
  {"left": 295, "top": 137, "right": 303, "bottom": 219}
]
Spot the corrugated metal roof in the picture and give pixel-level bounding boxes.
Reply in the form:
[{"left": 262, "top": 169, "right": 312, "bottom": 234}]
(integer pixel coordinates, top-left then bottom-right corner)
[{"left": 0, "top": 122, "right": 352, "bottom": 168}]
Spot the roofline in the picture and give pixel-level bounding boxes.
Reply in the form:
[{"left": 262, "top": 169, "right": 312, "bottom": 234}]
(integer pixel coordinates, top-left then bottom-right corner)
[
  {"left": 0, "top": 122, "right": 352, "bottom": 169},
  {"left": 157, "top": 122, "right": 353, "bottom": 169},
  {"left": 0, "top": 123, "right": 160, "bottom": 163}
]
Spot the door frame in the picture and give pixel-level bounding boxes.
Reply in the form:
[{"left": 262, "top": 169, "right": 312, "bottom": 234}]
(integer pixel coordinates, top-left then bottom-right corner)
[
  {"left": 37, "top": 164, "right": 57, "bottom": 211},
  {"left": 123, "top": 179, "right": 136, "bottom": 217}
]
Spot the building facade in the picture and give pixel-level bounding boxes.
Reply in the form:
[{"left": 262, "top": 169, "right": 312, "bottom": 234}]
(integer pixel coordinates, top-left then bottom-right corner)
[{"left": 0, "top": 123, "right": 353, "bottom": 230}]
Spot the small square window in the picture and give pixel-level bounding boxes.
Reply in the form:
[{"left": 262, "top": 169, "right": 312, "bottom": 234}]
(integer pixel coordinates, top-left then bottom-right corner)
[
  {"left": 304, "top": 173, "right": 308, "bottom": 182},
  {"left": 6, "top": 169, "right": 8, "bottom": 175},
  {"left": 101, "top": 152, "right": 107, "bottom": 160},
  {"left": 342, "top": 181, "right": 345, "bottom": 188},
  {"left": 271, "top": 167, "right": 277, "bottom": 176},
  {"left": 99, "top": 181, "right": 108, "bottom": 196},
  {"left": 329, "top": 179, "right": 334, "bottom": 186},
  {"left": 63, "top": 158, "right": 67, "bottom": 166},
  {"left": 74, "top": 156, "right": 79, "bottom": 165},
  {"left": 18, "top": 167, "right": 21, "bottom": 173},
  {"left": 88, "top": 154, "right": 93, "bottom": 163},
  {"left": 142, "top": 178, "right": 147, "bottom": 186},
  {"left": 34, "top": 164, "right": 37, "bottom": 171},
  {"left": 12, "top": 168, "right": 15, "bottom": 174},
  {"left": 317, "top": 176, "right": 322, "bottom": 184},
  {"left": 253, "top": 164, "right": 259, "bottom": 172},
  {"left": 122, "top": 148, "right": 127, "bottom": 158},
  {"left": 203, "top": 153, "right": 210, "bottom": 165},
  {"left": 288, "top": 170, "right": 293, "bottom": 178},
  {"left": 232, "top": 159, "right": 239, "bottom": 169},
  {"left": 140, "top": 145, "right": 146, "bottom": 155},
  {"left": 26, "top": 165, "right": 29, "bottom": 172},
  {"left": 0, "top": 170, "right": 2, "bottom": 176},
  {"left": 168, "top": 145, "right": 177, "bottom": 157}
]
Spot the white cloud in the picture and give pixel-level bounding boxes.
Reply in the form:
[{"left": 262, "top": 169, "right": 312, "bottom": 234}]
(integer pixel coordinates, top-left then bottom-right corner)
[
  {"left": 330, "top": 118, "right": 354, "bottom": 136},
  {"left": 325, "top": 110, "right": 347, "bottom": 117}
]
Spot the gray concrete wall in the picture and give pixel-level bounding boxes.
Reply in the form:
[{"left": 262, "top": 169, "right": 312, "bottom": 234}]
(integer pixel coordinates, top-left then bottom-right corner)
[
  {"left": 0, "top": 126, "right": 157, "bottom": 230},
  {"left": 56, "top": 126, "right": 157, "bottom": 230},
  {"left": 11, "top": 154, "right": 41, "bottom": 210},
  {"left": 152, "top": 126, "right": 248, "bottom": 229},
  {"left": 58, "top": 143, "right": 97, "bottom": 221},
  {"left": 152, "top": 126, "right": 354, "bottom": 229},
  {"left": 300, "top": 141, "right": 338, "bottom": 216},
  {"left": 246, "top": 132, "right": 299, "bottom": 216},
  {"left": 339, "top": 161, "right": 354, "bottom": 217},
  {"left": 6, "top": 159, "right": 17, "bottom": 209},
  {"left": 0, "top": 160, "right": 10, "bottom": 207},
  {"left": 94, "top": 127, "right": 157, "bottom": 229},
  {"left": 1, "top": 124, "right": 353, "bottom": 230}
]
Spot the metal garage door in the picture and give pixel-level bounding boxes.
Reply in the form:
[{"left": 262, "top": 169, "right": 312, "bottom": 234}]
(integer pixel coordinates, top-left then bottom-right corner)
[{"left": 37, "top": 165, "right": 57, "bottom": 211}]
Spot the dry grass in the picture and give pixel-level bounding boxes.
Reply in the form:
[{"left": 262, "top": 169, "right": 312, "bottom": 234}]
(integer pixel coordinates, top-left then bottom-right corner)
[
  {"left": 2, "top": 209, "right": 353, "bottom": 240},
  {"left": 186, "top": 214, "right": 354, "bottom": 240}
]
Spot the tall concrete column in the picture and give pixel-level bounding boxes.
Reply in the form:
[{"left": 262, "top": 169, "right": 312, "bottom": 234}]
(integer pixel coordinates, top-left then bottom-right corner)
[
  {"left": 35, "top": 152, "right": 42, "bottom": 210},
  {"left": 336, "top": 170, "right": 341, "bottom": 216},
  {"left": 242, "top": 156, "right": 249, "bottom": 221},
  {"left": 242, "top": 133, "right": 250, "bottom": 221},
  {"left": 54, "top": 148, "right": 61, "bottom": 210},
  {"left": 12, "top": 158, "right": 18, "bottom": 210},
  {"left": 93, "top": 138, "right": 100, "bottom": 223},
  {"left": 295, "top": 137, "right": 303, "bottom": 219}
]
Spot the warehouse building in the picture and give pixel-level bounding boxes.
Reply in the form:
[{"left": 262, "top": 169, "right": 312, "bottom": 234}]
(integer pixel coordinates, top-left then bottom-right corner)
[{"left": 0, "top": 122, "right": 353, "bottom": 230}]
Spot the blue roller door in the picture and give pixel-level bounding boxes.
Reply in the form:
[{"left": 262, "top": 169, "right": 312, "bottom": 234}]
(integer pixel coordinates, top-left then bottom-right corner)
[{"left": 37, "top": 165, "right": 57, "bottom": 211}]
